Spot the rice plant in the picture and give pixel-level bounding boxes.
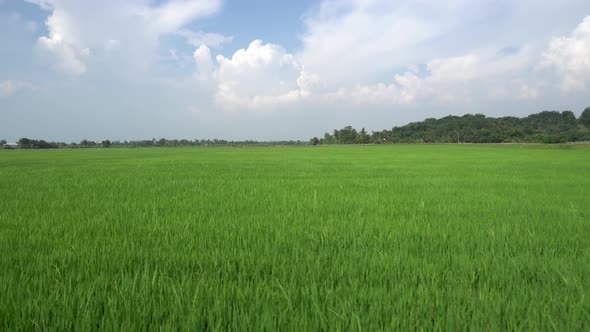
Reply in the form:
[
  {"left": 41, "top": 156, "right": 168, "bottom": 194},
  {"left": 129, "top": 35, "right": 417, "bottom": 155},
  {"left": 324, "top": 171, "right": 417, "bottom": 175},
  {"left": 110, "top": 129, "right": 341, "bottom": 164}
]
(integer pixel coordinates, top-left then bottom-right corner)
[{"left": 1, "top": 144, "right": 589, "bottom": 330}]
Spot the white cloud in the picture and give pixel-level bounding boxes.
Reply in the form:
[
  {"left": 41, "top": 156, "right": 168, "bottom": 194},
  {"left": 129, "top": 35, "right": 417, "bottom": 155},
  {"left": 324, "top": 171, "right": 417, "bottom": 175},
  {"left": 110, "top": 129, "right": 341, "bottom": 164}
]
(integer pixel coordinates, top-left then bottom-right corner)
[
  {"left": 24, "top": 0, "right": 53, "bottom": 10},
  {"left": 27, "top": 0, "right": 223, "bottom": 76},
  {"left": 286, "top": 0, "right": 590, "bottom": 110},
  {"left": 539, "top": 15, "right": 590, "bottom": 92},
  {"left": 177, "top": 29, "right": 233, "bottom": 48},
  {"left": 298, "top": 0, "right": 497, "bottom": 88},
  {"left": 213, "top": 40, "right": 308, "bottom": 109},
  {"left": 322, "top": 47, "right": 537, "bottom": 106},
  {"left": 426, "top": 48, "right": 534, "bottom": 98},
  {"left": 193, "top": 45, "right": 214, "bottom": 81},
  {"left": 204, "top": 37, "right": 537, "bottom": 109},
  {"left": 0, "top": 81, "right": 33, "bottom": 97},
  {"left": 143, "top": 0, "right": 222, "bottom": 33},
  {"left": 37, "top": 35, "right": 87, "bottom": 76}
]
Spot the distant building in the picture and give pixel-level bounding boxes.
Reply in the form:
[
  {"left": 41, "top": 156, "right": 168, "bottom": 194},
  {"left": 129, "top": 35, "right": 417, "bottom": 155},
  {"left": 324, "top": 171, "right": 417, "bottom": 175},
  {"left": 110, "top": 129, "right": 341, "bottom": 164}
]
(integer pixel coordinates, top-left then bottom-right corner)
[{"left": 3, "top": 142, "right": 18, "bottom": 149}]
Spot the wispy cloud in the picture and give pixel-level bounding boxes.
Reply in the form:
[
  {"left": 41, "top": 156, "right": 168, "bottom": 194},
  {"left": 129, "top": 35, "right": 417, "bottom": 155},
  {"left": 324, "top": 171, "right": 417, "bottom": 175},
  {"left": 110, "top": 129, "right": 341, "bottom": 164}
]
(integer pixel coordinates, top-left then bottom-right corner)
[{"left": 0, "top": 80, "right": 34, "bottom": 97}]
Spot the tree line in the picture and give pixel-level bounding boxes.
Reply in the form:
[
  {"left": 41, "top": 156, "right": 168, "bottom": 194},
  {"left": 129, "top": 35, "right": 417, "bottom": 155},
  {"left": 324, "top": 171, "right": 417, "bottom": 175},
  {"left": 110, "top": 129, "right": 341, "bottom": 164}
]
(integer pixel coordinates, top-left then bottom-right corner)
[
  {"left": 3, "top": 107, "right": 590, "bottom": 149},
  {"left": 1, "top": 138, "right": 305, "bottom": 149},
  {"left": 311, "top": 107, "right": 590, "bottom": 145}
]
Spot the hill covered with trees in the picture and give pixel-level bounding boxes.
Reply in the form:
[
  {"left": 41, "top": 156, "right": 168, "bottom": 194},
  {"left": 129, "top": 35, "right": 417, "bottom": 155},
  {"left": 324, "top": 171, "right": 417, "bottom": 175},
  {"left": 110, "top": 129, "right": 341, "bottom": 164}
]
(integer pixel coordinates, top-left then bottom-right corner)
[{"left": 312, "top": 107, "right": 590, "bottom": 145}]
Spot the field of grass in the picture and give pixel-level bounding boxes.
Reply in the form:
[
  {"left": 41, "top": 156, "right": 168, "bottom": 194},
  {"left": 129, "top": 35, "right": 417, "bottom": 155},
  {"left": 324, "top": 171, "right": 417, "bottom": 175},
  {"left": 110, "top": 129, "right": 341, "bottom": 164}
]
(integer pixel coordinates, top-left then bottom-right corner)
[{"left": 1, "top": 144, "right": 589, "bottom": 330}]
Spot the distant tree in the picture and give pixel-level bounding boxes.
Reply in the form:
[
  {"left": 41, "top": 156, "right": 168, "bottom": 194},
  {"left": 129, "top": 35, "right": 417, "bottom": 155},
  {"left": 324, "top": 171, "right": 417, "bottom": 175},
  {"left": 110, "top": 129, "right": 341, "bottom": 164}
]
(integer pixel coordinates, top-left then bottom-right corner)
[
  {"left": 560, "top": 111, "right": 577, "bottom": 131},
  {"left": 310, "top": 137, "right": 320, "bottom": 146},
  {"left": 0, "top": 139, "right": 6, "bottom": 146},
  {"left": 101, "top": 140, "right": 112, "bottom": 148},
  {"left": 357, "top": 128, "right": 370, "bottom": 144},
  {"left": 334, "top": 126, "right": 357, "bottom": 144},
  {"left": 579, "top": 107, "right": 590, "bottom": 127},
  {"left": 36, "top": 140, "right": 54, "bottom": 149},
  {"left": 79, "top": 139, "right": 97, "bottom": 148},
  {"left": 18, "top": 138, "right": 32, "bottom": 149}
]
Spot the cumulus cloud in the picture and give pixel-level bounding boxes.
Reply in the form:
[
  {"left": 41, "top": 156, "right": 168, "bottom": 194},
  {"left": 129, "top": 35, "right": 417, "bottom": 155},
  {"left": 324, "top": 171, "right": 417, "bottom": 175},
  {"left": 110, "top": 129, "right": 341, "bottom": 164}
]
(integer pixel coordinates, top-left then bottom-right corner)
[
  {"left": 539, "top": 15, "right": 590, "bottom": 92},
  {"left": 193, "top": 45, "right": 215, "bottom": 81},
  {"left": 37, "top": 31, "right": 87, "bottom": 75},
  {"left": 27, "top": 0, "right": 223, "bottom": 76},
  {"left": 0, "top": 81, "right": 34, "bottom": 97},
  {"left": 212, "top": 40, "right": 308, "bottom": 109}
]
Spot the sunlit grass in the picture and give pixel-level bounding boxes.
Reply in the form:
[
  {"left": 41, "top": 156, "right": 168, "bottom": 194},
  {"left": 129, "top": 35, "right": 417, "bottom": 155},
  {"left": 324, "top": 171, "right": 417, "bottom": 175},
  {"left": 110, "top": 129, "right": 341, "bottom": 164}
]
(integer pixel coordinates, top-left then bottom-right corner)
[{"left": 1, "top": 145, "right": 589, "bottom": 330}]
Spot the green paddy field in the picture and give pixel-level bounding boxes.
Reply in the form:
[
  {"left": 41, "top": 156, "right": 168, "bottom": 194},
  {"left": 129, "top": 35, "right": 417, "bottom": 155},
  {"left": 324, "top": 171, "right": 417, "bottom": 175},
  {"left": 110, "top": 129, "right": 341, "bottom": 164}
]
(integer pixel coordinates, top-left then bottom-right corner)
[{"left": 1, "top": 144, "right": 589, "bottom": 330}]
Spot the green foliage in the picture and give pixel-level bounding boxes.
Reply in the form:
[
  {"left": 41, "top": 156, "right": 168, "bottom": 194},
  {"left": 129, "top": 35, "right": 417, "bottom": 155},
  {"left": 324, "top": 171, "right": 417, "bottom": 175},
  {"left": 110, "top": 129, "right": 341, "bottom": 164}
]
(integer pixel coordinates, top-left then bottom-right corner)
[
  {"left": 319, "top": 108, "right": 590, "bottom": 144},
  {"left": 580, "top": 107, "right": 590, "bottom": 127},
  {"left": 17, "top": 137, "right": 31, "bottom": 148},
  {"left": 79, "top": 139, "right": 97, "bottom": 148},
  {"left": 1, "top": 145, "right": 589, "bottom": 330},
  {"left": 332, "top": 126, "right": 358, "bottom": 144},
  {"left": 357, "top": 128, "right": 371, "bottom": 144},
  {"left": 5, "top": 138, "right": 308, "bottom": 149},
  {"left": 17, "top": 137, "right": 59, "bottom": 149},
  {"left": 309, "top": 137, "right": 320, "bottom": 146}
]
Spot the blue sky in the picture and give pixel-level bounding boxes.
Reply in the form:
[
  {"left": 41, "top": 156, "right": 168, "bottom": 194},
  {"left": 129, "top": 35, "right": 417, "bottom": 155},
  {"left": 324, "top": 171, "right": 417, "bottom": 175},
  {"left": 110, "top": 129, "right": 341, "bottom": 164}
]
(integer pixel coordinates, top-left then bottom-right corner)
[
  {"left": 1, "top": 0, "right": 590, "bottom": 141},
  {"left": 200, "top": 0, "right": 316, "bottom": 51}
]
